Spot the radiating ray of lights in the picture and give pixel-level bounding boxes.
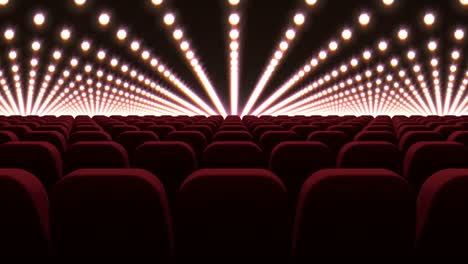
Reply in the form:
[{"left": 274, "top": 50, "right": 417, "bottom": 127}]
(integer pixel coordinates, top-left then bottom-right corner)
[
  {"left": 228, "top": 0, "right": 241, "bottom": 115},
  {"left": 241, "top": 1, "right": 313, "bottom": 116},
  {"left": 153, "top": 4, "right": 227, "bottom": 116},
  {"left": 110, "top": 21, "right": 215, "bottom": 115},
  {"left": 251, "top": 10, "right": 367, "bottom": 116}
]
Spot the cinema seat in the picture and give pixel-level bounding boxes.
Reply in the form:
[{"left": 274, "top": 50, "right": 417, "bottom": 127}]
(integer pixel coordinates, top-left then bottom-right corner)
[
  {"left": 290, "top": 125, "right": 320, "bottom": 140},
  {"left": 1, "top": 125, "right": 32, "bottom": 138},
  {"left": 144, "top": 125, "right": 176, "bottom": 140},
  {"left": 202, "top": 141, "right": 265, "bottom": 168},
  {"left": 212, "top": 131, "right": 254, "bottom": 141},
  {"left": 0, "top": 169, "right": 50, "bottom": 256},
  {"left": 177, "top": 169, "right": 288, "bottom": 256},
  {"left": 0, "top": 142, "right": 62, "bottom": 189},
  {"left": 448, "top": 131, "right": 468, "bottom": 145},
  {"left": 293, "top": 169, "right": 413, "bottom": 256},
  {"left": 115, "top": 131, "right": 159, "bottom": 155},
  {"left": 269, "top": 142, "right": 334, "bottom": 200},
  {"left": 258, "top": 131, "right": 300, "bottom": 157},
  {"left": 166, "top": 131, "right": 207, "bottom": 158},
  {"left": 51, "top": 169, "right": 173, "bottom": 258},
  {"left": 354, "top": 131, "right": 397, "bottom": 144},
  {"left": 23, "top": 131, "right": 68, "bottom": 154},
  {"left": 398, "top": 131, "right": 444, "bottom": 152},
  {"left": 64, "top": 142, "right": 129, "bottom": 174},
  {"left": 307, "top": 131, "right": 349, "bottom": 154},
  {"left": 337, "top": 142, "right": 401, "bottom": 173},
  {"left": 68, "top": 131, "right": 112, "bottom": 144},
  {"left": 132, "top": 142, "right": 197, "bottom": 202},
  {"left": 0, "top": 131, "right": 18, "bottom": 143},
  {"left": 416, "top": 169, "right": 468, "bottom": 255},
  {"left": 404, "top": 142, "right": 468, "bottom": 189}
]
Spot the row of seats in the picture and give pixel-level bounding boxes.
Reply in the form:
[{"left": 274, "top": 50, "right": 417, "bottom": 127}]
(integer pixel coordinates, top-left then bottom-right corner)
[
  {"left": 0, "top": 140, "right": 467, "bottom": 195},
  {"left": 0, "top": 115, "right": 467, "bottom": 256},
  {"left": 2, "top": 167, "right": 468, "bottom": 256},
  {"left": 2, "top": 115, "right": 467, "bottom": 157}
]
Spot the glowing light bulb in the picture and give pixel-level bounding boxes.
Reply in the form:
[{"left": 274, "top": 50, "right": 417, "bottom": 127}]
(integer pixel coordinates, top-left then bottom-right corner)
[
  {"left": 358, "top": 12, "right": 371, "bottom": 26},
  {"left": 341, "top": 28, "right": 352, "bottom": 40},
  {"left": 294, "top": 13, "right": 305, "bottom": 26},
  {"left": 279, "top": 41, "right": 288, "bottom": 51},
  {"left": 31, "top": 41, "right": 41, "bottom": 51},
  {"left": 0, "top": 0, "right": 9, "bottom": 7},
  {"left": 173, "top": 29, "right": 183, "bottom": 40},
  {"left": 60, "top": 28, "right": 71, "bottom": 41},
  {"left": 4, "top": 28, "right": 14, "bottom": 40},
  {"left": 81, "top": 41, "right": 91, "bottom": 51},
  {"left": 117, "top": 29, "right": 127, "bottom": 40},
  {"left": 131, "top": 41, "right": 140, "bottom": 51},
  {"left": 427, "top": 41, "right": 437, "bottom": 51},
  {"left": 74, "top": 0, "right": 86, "bottom": 6},
  {"left": 286, "top": 29, "right": 296, "bottom": 40},
  {"left": 34, "top": 13, "right": 46, "bottom": 26},
  {"left": 229, "top": 13, "right": 240, "bottom": 25},
  {"left": 151, "top": 0, "right": 163, "bottom": 6},
  {"left": 329, "top": 41, "right": 338, "bottom": 51},
  {"left": 230, "top": 29, "right": 239, "bottom": 40},
  {"left": 398, "top": 28, "right": 408, "bottom": 40},
  {"left": 305, "top": 0, "right": 317, "bottom": 6},
  {"left": 229, "top": 0, "right": 240, "bottom": 5},
  {"left": 164, "top": 13, "right": 175, "bottom": 26},
  {"left": 378, "top": 40, "right": 388, "bottom": 51},
  {"left": 99, "top": 13, "right": 111, "bottom": 26},
  {"left": 423, "top": 12, "right": 435, "bottom": 26},
  {"left": 382, "top": 0, "right": 394, "bottom": 6},
  {"left": 454, "top": 28, "right": 465, "bottom": 40}
]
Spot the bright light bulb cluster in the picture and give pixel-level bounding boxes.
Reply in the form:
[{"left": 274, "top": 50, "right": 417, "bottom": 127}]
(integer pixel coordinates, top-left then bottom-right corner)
[
  {"left": 242, "top": 8, "right": 313, "bottom": 116},
  {"left": 251, "top": 13, "right": 362, "bottom": 116},
  {"left": 228, "top": 0, "right": 241, "bottom": 114},
  {"left": 0, "top": 2, "right": 466, "bottom": 116},
  {"left": 157, "top": 10, "right": 227, "bottom": 116}
]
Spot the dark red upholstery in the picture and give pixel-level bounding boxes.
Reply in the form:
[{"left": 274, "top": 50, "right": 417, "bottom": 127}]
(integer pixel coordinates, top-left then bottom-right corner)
[
  {"left": 0, "top": 142, "right": 62, "bottom": 189},
  {"left": 269, "top": 142, "right": 334, "bottom": 199},
  {"left": 177, "top": 169, "right": 288, "bottom": 256},
  {"left": 448, "top": 131, "right": 468, "bottom": 145},
  {"left": 202, "top": 141, "right": 265, "bottom": 168},
  {"left": 404, "top": 142, "right": 468, "bottom": 189},
  {"left": 166, "top": 131, "right": 207, "bottom": 158},
  {"left": 64, "top": 142, "right": 129, "bottom": 174},
  {"left": 68, "top": 131, "right": 112, "bottom": 144},
  {"left": 337, "top": 142, "right": 401, "bottom": 173},
  {"left": 354, "top": 131, "right": 397, "bottom": 144},
  {"left": 23, "top": 131, "right": 68, "bottom": 154},
  {"left": 182, "top": 125, "right": 213, "bottom": 141},
  {"left": 132, "top": 142, "right": 197, "bottom": 202},
  {"left": 398, "top": 131, "right": 444, "bottom": 152},
  {"left": 51, "top": 169, "right": 173, "bottom": 257},
  {"left": 258, "top": 131, "right": 299, "bottom": 157},
  {"left": 0, "top": 169, "right": 50, "bottom": 256},
  {"left": 291, "top": 125, "right": 320, "bottom": 140},
  {"left": 293, "top": 169, "right": 413, "bottom": 256},
  {"left": 115, "top": 131, "right": 159, "bottom": 155},
  {"left": 0, "top": 131, "right": 18, "bottom": 143},
  {"left": 416, "top": 169, "right": 468, "bottom": 255},
  {"left": 144, "top": 125, "right": 176, "bottom": 140},
  {"left": 212, "top": 131, "right": 254, "bottom": 141},
  {"left": 307, "top": 131, "right": 349, "bottom": 154},
  {"left": 1, "top": 125, "right": 32, "bottom": 138}
]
